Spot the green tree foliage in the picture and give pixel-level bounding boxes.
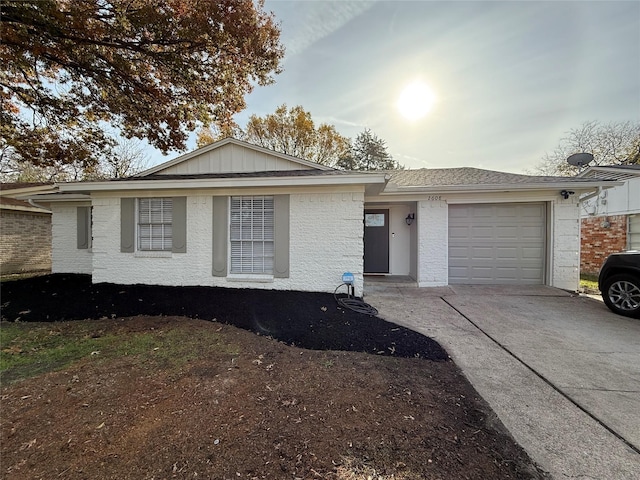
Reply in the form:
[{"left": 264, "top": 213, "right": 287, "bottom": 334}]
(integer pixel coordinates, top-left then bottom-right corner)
[
  {"left": 534, "top": 120, "right": 640, "bottom": 175},
  {"left": 337, "top": 129, "right": 402, "bottom": 171},
  {"left": 1, "top": 0, "right": 284, "bottom": 169},
  {"left": 243, "top": 104, "right": 350, "bottom": 167}
]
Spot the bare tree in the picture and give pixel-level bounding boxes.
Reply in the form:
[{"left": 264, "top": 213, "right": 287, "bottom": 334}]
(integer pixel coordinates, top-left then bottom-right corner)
[
  {"left": 99, "top": 139, "right": 150, "bottom": 179},
  {"left": 0, "top": 138, "right": 149, "bottom": 182},
  {"left": 533, "top": 120, "right": 640, "bottom": 176}
]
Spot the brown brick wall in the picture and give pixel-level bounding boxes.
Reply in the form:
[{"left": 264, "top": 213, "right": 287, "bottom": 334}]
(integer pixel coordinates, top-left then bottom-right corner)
[
  {"left": 580, "top": 215, "right": 628, "bottom": 275},
  {"left": 0, "top": 210, "right": 52, "bottom": 274}
]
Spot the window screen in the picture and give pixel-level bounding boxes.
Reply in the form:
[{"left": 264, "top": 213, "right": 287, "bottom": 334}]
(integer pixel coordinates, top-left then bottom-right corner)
[
  {"left": 138, "top": 198, "right": 172, "bottom": 251},
  {"left": 230, "top": 196, "right": 274, "bottom": 274}
]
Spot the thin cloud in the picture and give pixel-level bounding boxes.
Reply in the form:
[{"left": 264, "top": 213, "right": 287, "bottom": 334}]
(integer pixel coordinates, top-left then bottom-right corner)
[{"left": 276, "top": 1, "right": 376, "bottom": 57}]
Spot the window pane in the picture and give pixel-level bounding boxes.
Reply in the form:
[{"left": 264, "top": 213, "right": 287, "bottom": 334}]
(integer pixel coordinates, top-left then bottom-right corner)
[
  {"left": 138, "top": 198, "right": 173, "bottom": 251},
  {"left": 230, "top": 196, "right": 274, "bottom": 273}
]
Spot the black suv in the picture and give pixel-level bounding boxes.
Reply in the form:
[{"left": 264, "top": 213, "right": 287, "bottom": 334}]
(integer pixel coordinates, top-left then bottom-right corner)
[{"left": 598, "top": 251, "right": 640, "bottom": 318}]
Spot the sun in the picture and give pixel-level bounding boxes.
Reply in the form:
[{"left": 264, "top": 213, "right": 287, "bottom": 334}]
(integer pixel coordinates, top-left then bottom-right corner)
[{"left": 397, "top": 81, "right": 436, "bottom": 121}]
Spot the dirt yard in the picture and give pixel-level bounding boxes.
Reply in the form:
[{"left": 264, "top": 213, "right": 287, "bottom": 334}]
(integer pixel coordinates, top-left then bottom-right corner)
[{"left": 1, "top": 274, "right": 548, "bottom": 479}]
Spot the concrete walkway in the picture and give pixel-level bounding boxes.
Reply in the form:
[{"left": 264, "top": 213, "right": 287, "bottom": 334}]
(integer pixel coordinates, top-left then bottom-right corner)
[{"left": 364, "top": 283, "right": 640, "bottom": 479}]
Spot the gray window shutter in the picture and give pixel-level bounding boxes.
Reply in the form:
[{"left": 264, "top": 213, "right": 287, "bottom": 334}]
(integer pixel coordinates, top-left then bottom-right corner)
[
  {"left": 212, "top": 196, "right": 228, "bottom": 277},
  {"left": 274, "top": 195, "right": 290, "bottom": 278},
  {"left": 120, "top": 198, "right": 135, "bottom": 253},
  {"left": 77, "top": 206, "right": 90, "bottom": 249},
  {"left": 172, "top": 197, "right": 187, "bottom": 253}
]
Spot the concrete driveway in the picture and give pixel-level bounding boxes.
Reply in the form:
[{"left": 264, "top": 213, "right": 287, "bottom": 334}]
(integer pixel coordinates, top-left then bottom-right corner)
[{"left": 365, "top": 283, "right": 640, "bottom": 479}]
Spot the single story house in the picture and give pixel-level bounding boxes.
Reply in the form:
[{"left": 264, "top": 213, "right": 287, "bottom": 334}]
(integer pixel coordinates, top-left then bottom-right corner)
[
  {"left": 30, "top": 138, "right": 616, "bottom": 295},
  {"left": 577, "top": 165, "right": 640, "bottom": 274},
  {"left": 0, "top": 183, "right": 54, "bottom": 275}
]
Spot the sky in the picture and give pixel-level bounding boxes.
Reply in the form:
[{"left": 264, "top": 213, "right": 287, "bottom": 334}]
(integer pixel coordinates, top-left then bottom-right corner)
[{"left": 150, "top": 0, "right": 640, "bottom": 174}]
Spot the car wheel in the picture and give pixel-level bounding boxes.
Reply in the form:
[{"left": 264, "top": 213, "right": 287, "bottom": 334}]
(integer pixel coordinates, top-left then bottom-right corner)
[{"left": 602, "top": 273, "right": 640, "bottom": 319}]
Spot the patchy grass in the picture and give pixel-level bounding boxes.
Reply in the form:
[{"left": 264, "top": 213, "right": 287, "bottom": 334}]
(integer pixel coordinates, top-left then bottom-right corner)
[
  {"left": 1, "top": 317, "right": 546, "bottom": 480},
  {"left": 580, "top": 273, "right": 600, "bottom": 293},
  {"left": 0, "top": 320, "right": 237, "bottom": 385},
  {"left": 0, "top": 271, "right": 49, "bottom": 283}
]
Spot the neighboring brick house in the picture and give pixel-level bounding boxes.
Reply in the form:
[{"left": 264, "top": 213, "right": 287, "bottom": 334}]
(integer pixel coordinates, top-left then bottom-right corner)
[
  {"left": 0, "top": 183, "right": 54, "bottom": 275},
  {"left": 577, "top": 165, "right": 640, "bottom": 274},
  {"left": 28, "top": 138, "right": 614, "bottom": 294}
]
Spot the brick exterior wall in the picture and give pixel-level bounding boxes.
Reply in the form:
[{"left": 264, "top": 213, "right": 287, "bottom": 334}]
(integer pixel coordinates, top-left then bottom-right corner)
[
  {"left": 0, "top": 210, "right": 51, "bottom": 274},
  {"left": 417, "top": 199, "right": 449, "bottom": 287},
  {"left": 580, "top": 215, "right": 628, "bottom": 275},
  {"left": 90, "top": 190, "right": 366, "bottom": 295},
  {"left": 552, "top": 199, "right": 581, "bottom": 291},
  {"left": 51, "top": 204, "right": 93, "bottom": 274}
]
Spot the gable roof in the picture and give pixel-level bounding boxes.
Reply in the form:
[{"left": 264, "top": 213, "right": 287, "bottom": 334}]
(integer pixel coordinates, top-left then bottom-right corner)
[
  {"left": 577, "top": 165, "right": 640, "bottom": 181},
  {"left": 137, "top": 137, "right": 333, "bottom": 176}
]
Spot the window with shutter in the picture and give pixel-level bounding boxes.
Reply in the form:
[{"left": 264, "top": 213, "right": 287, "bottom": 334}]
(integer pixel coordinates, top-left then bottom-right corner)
[
  {"left": 138, "top": 198, "right": 172, "bottom": 251},
  {"left": 230, "top": 196, "right": 274, "bottom": 274}
]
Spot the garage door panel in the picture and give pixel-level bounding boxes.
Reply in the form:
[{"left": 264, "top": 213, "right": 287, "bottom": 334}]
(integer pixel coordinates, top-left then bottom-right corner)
[
  {"left": 448, "top": 246, "right": 471, "bottom": 260},
  {"left": 448, "top": 225, "right": 469, "bottom": 240},
  {"left": 449, "top": 207, "right": 473, "bottom": 219},
  {"left": 448, "top": 203, "right": 545, "bottom": 284},
  {"left": 521, "top": 268, "right": 544, "bottom": 280},
  {"left": 495, "top": 247, "right": 517, "bottom": 260},
  {"left": 520, "top": 204, "right": 545, "bottom": 217},
  {"left": 471, "top": 246, "right": 496, "bottom": 259},
  {"left": 520, "top": 226, "right": 545, "bottom": 240},
  {"left": 468, "top": 206, "right": 495, "bottom": 218},
  {"left": 494, "top": 226, "right": 519, "bottom": 240},
  {"left": 495, "top": 267, "right": 518, "bottom": 279},
  {"left": 522, "top": 246, "right": 544, "bottom": 259},
  {"left": 470, "top": 226, "right": 496, "bottom": 239}
]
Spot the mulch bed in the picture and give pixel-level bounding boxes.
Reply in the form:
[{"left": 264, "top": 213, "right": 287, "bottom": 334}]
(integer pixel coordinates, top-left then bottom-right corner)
[{"left": 1, "top": 273, "right": 447, "bottom": 360}]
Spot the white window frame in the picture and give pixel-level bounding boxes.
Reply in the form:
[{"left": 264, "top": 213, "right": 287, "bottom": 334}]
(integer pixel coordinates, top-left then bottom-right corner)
[
  {"left": 230, "top": 196, "right": 274, "bottom": 274},
  {"left": 137, "top": 198, "right": 173, "bottom": 251}
]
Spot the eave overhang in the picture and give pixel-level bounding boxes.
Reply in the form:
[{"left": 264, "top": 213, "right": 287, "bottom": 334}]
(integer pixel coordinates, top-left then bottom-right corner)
[
  {"left": 56, "top": 173, "right": 389, "bottom": 194},
  {"left": 378, "top": 179, "right": 622, "bottom": 196}
]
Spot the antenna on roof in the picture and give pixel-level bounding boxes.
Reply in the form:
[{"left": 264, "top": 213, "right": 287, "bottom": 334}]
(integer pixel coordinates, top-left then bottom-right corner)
[{"left": 566, "top": 152, "right": 594, "bottom": 171}]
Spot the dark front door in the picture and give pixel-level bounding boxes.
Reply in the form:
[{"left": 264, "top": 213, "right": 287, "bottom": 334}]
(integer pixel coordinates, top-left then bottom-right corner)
[{"left": 364, "top": 209, "right": 389, "bottom": 273}]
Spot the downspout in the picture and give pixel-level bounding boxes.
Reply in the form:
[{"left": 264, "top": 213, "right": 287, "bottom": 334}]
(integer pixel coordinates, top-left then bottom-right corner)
[
  {"left": 579, "top": 186, "right": 602, "bottom": 204},
  {"left": 28, "top": 198, "right": 51, "bottom": 212}
]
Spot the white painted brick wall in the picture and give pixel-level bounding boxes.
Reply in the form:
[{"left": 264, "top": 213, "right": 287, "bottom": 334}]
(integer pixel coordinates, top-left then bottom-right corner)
[
  {"left": 288, "top": 191, "right": 365, "bottom": 295},
  {"left": 91, "top": 192, "right": 365, "bottom": 295},
  {"left": 417, "top": 200, "right": 449, "bottom": 286},
  {"left": 551, "top": 199, "right": 581, "bottom": 291},
  {"left": 51, "top": 204, "right": 92, "bottom": 274}
]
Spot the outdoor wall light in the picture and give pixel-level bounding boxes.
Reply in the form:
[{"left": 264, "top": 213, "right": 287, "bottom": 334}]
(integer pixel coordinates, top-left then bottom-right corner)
[
  {"left": 405, "top": 213, "right": 415, "bottom": 225},
  {"left": 560, "top": 190, "right": 575, "bottom": 200}
]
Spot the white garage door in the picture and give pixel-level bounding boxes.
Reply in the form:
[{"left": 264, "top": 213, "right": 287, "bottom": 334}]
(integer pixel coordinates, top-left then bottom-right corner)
[{"left": 448, "top": 203, "right": 546, "bottom": 284}]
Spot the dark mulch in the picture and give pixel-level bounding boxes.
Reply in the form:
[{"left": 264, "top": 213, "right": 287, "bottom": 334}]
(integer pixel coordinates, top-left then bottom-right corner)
[{"left": 1, "top": 274, "right": 447, "bottom": 361}]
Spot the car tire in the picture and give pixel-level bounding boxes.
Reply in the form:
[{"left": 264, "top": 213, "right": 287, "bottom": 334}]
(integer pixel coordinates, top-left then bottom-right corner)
[{"left": 601, "top": 273, "right": 640, "bottom": 319}]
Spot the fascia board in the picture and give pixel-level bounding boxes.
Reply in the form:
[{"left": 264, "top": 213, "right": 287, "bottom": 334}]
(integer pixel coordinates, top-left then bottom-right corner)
[
  {"left": 0, "top": 203, "right": 50, "bottom": 214},
  {"left": 0, "top": 185, "right": 56, "bottom": 197},
  {"left": 26, "top": 193, "right": 91, "bottom": 201},
  {"left": 58, "top": 174, "right": 387, "bottom": 192},
  {"left": 380, "top": 180, "right": 623, "bottom": 195}
]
